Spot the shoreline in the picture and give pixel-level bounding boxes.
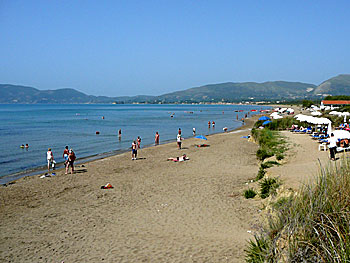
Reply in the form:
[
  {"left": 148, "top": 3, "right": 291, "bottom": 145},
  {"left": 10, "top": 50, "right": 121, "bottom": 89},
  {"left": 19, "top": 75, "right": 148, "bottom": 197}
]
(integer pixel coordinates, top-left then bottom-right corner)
[
  {"left": 1, "top": 117, "right": 255, "bottom": 185},
  {"left": 1, "top": 115, "right": 260, "bottom": 262}
]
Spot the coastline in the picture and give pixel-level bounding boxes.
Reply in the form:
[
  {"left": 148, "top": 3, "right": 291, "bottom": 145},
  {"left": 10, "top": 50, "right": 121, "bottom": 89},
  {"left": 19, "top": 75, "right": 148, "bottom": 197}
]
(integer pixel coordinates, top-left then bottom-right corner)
[
  {"left": 0, "top": 117, "right": 252, "bottom": 185},
  {"left": 0, "top": 115, "right": 260, "bottom": 262}
]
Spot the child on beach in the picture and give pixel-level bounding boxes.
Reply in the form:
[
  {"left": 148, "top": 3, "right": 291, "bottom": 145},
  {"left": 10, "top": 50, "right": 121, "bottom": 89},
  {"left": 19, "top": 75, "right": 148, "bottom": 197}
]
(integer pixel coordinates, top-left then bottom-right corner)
[
  {"left": 137, "top": 136, "right": 142, "bottom": 149},
  {"left": 132, "top": 140, "right": 137, "bottom": 160},
  {"left": 46, "top": 148, "right": 54, "bottom": 172}
]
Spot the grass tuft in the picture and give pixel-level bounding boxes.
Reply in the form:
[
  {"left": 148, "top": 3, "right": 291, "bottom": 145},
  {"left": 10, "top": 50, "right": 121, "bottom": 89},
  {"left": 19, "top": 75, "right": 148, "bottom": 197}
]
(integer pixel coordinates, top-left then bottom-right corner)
[
  {"left": 256, "top": 167, "right": 266, "bottom": 181},
  {"left": 245, "top": 235, "right": 270, "bottom": 263},
  {"left": 259, "top": 177, "right": 279, "bottom": 199},
  {"left": 244, "top": 188, "right": 257, "bottom": 199}
]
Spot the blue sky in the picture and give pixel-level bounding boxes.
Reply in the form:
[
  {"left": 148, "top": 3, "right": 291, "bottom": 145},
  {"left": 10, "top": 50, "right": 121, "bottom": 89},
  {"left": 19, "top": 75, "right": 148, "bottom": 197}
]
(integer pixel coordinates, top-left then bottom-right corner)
[{"left": 0, "top": 0, "right": 349, "bottom": 96}]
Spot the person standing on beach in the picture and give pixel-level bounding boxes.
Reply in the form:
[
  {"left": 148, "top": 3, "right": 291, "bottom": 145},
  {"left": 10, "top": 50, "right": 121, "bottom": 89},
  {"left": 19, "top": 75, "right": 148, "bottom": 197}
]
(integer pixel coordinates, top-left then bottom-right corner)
[
  {"left": 177, "top": 132, "right": 183, "bottom": 149},
  {"left": 63, "top": 146, "right": 69, "bottom": 166},
  {"left": 178, "top": 128, "right": 181, "bottom": 135},
  {"left": 132, "top": 140, "right": 137, "bottom": 160},
  {"left": 328, "top": 133, "right": 337, "bottom": 161},
  {"left": 208, "top": 121, "right": 211, "bottom": 128},
  {"left": 155, "top": 132, "right": 160, "bottom": 145},
  {"left": 212, "top": 121, "right": 215, "bottom": 128},
  {"left": 137, "top": 136, "right": 142, "bottom": 149},
  {"left": 65, "top": 149, "right": 76, "bottom": 174},
  {"left": 46, "top": 148, "right": 54, "bottom": 172},
  {"left": 193, "top": 128, "right": 196, "bottom": 136}
]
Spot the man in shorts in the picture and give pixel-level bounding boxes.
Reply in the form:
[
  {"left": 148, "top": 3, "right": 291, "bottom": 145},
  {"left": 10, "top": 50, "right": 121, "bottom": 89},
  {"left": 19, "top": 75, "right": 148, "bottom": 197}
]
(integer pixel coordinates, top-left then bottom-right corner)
[{"left": 132, "top": 140, "right": 137, "bottom": 160}]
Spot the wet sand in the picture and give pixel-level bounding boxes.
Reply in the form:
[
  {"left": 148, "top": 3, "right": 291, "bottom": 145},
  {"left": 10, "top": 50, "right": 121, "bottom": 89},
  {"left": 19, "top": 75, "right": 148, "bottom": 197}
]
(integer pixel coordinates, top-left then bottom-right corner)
[{"left": 0, "top": 117, "right": 333, "bottom": 262}]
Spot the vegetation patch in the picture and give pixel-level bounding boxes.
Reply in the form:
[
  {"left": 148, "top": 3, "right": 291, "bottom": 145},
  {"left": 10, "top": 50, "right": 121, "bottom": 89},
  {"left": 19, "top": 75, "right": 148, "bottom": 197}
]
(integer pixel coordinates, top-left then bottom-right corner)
[
  {"left": 244, "top": 188, "right": 257, "bottom": 199},
  {"left": 245, "top": 235, "right": 270, "bottom": 263},
  {"left": 260, "top": 161, "right": 280, "bottom": 169},
  {"left": 259, "top": 177, "right": 279, "bottom": 199},
  {"left": 256, "top": 167, "right": 266, "bottom": 181},
  {"left": 245, "top": 158, "right": 350, "bottom": 262},
  {"left": 252, "top": 128, "right": 287, "bottom": 161}
]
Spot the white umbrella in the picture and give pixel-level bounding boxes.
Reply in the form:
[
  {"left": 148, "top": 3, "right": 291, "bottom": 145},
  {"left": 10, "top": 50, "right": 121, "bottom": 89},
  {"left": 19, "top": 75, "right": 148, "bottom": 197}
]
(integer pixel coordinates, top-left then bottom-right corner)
[
  {"left": 316, "top": 117, "right": 332, "bottom": 125},
  {"left": 332, "top": 130, "right": 350, "bottom": 140},
  {"left": 328, "top": 123, "right": 332, "bottom": 135}
]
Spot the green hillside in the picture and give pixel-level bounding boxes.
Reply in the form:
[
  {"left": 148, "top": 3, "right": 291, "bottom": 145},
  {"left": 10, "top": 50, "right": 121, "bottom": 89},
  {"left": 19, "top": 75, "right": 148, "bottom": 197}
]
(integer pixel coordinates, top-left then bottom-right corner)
[
  {"left": 313, "top": 74, "right": 350, "bottom": 96},
  {"left": 0, "top": 84, "right": 155, "bottom": 104},
  {"left": 1, "top": 74, "right": 350, "bottom": 104},
  {"left": 157, "top": 81, "right": 316, "bottom": 102}
]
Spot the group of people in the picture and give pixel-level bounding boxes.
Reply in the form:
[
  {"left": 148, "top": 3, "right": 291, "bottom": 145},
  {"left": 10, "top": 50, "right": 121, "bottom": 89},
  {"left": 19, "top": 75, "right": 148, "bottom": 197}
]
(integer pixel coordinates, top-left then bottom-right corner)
[
  {"left": 131, "top": 136, "right": 142, "bottom": 160},
  {"left": 208, "top": 121, "right": 215, "bottom": 128},
  {"left": 46, "top": 146, "right": 76, "bottom": 174}
]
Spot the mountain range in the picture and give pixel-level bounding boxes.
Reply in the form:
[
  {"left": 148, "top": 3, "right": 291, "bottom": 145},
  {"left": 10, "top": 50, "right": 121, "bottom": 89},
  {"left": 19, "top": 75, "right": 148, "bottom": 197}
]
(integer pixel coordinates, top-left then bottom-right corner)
[{"left": 1, "top": 74, "right": 349, "bottom": 104}]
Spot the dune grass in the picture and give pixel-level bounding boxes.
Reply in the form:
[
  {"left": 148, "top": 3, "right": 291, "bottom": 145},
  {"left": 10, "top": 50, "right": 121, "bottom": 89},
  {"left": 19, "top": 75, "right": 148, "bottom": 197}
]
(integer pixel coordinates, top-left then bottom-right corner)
[
  {"left": 245, "top": 157, "right": 350, "bottom": 262},
  {"left": 251, "top": 128, "right": 287, "bottom": 162}
]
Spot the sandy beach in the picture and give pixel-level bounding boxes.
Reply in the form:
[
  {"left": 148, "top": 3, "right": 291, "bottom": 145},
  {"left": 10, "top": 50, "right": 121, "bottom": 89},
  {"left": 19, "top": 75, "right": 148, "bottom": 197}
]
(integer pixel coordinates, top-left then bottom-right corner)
[{"left": 0, "top": 117, "right": 333, "bottom": 262}]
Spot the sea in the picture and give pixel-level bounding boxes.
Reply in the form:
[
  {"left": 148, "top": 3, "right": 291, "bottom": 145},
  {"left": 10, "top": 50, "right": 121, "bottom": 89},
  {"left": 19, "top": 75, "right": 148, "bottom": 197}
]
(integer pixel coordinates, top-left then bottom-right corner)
[{"left": 0, "top": 104, "right": 270, "bottom": 183}]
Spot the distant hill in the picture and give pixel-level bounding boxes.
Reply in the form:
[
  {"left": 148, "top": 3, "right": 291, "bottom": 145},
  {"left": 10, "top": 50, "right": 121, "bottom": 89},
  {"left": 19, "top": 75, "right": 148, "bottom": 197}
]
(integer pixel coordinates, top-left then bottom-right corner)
[
  {"left": 313, "top": 74, "right": 350, "bottom": 96},
  {"left": 157, "top": 81, "right": 316, "bottom": 102},
  {"left": 0, "top": 84, "right": 155, "bottom": 104},
  {"left": 1, "top": 74, "right": 350, "bottom": 104}
]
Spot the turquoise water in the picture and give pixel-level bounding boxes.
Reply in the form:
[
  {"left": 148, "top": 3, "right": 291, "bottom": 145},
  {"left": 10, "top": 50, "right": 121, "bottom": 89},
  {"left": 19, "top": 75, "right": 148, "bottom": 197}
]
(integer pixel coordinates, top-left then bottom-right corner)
[{"left": 0, "top": 104, "right": 269, "bottom": 183}]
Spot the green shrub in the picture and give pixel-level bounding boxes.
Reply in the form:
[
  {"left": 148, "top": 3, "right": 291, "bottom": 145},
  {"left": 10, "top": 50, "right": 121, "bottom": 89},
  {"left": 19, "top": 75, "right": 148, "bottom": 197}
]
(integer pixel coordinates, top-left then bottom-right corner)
[
  {"left": 259, "top": 178, "right": 279, "bottom": 199},
  {"left": 244, "top": 188, "right": 257, "bottom": 199},
  {"left": 256, "top": 148, "right": 273, "bottom": 161},
  {"left": 256, "top": 167, "right": 266, "bottom": 181}
]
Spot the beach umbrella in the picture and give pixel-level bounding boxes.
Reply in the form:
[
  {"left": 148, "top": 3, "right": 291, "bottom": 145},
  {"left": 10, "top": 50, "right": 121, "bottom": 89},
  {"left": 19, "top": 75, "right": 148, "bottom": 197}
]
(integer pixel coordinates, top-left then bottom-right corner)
[
  {"left": 273, "top": 115, "right": 283, "bottom": 119},
  {"left": 311, "top": 111, "right": 322, "bottom": 116},
  {"left": 332, "top": 130, "right": 350, "bottom": 140},
  {"left": 195, "top": 135, "right": 207, "bottom": 140},
  {"left": 259, "top": 116, "right": 270, "bottom": 121},
  {"left": 262, "top": 120, "right": 272, "bottom": 125}
]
